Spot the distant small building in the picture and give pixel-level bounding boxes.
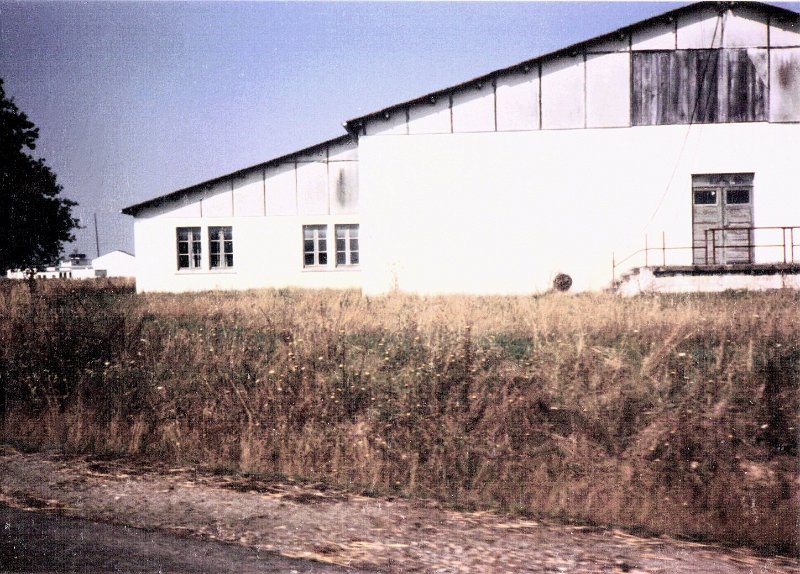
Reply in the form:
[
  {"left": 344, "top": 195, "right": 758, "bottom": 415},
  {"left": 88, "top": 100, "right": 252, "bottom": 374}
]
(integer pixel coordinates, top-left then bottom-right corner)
[
  {"left": 6, "top": 251, "right": 106, "bottom": 280},
  {"left": 92, "top": 250, "right": 135, "bottom": 278}
]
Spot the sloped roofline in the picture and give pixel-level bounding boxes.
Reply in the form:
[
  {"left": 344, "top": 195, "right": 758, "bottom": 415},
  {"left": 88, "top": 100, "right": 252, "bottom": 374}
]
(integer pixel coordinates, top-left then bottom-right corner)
[
  {"left": 343, "top": 1, "right": 799, "bottom": 134},
  {"left": 122, "top": 134, "right": 354, "bottom": 216}
]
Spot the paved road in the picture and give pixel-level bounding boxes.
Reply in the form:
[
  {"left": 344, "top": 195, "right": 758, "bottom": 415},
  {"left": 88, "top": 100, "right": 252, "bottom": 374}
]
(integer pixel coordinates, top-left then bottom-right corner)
[{"left": 0, "top": 505, "right": 364, "bottom": 573}]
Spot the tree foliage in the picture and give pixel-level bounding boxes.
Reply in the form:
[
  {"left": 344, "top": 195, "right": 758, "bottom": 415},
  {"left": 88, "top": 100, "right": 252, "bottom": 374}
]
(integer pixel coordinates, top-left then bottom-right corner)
[{"left": 0, "top": 78, "right": 79, "bottom": 273}]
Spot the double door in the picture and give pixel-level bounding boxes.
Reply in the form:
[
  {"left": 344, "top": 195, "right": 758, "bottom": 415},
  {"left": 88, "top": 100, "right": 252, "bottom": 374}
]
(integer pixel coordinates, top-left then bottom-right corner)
[{"left": 692, "top": 173, "right": 754, "bottom": 265}]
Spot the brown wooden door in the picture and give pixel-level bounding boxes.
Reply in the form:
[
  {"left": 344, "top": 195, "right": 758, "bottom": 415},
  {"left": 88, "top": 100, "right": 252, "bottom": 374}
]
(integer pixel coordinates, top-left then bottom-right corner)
[{"left": 692, "top": 174, "right": 754, "bottom": 265}]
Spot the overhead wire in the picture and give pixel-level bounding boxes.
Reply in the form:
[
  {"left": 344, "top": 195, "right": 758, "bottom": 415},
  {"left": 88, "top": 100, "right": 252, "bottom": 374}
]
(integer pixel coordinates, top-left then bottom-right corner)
[{"left": 643, "top": 10, "right": 724, "bottom": 230}]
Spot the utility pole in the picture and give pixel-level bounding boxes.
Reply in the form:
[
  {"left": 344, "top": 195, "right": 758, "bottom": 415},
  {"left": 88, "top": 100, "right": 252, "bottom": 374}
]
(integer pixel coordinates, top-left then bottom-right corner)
[{"left": 93, "top": 213, "right": 100, "bottom": 258}]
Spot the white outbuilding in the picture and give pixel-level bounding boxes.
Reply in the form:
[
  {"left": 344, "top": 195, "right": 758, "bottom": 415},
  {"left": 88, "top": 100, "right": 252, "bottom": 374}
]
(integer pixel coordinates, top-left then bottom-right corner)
[
  {"left": 92, "top": 250, "right": 136, "bottom": 278},
  {"left": 123, "top": 2, "right": 800, "bottom": 295}
]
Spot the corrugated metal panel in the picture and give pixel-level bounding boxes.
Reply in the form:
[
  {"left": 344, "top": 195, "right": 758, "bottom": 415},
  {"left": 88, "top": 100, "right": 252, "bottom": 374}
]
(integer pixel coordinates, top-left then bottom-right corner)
[
  {"left": 723, "top": 6, "right": 768, "bottom": 48},
  {"left": 631, "top": 19, "right": 675, "bottom": 50},
  {"left": 296, "top": 161, "right": 329, "bottom": 215},
  {"left": 264, "top": 164, "right": 297, "bottom": 216},
  {"left": 586, "top": 52, "right": 630, "bottom": 128},
  {"left": 541, "top": 56, "right": 585, "bottom": 129},
  {"left": 408, "top": 97, "right": 451, "bottom": 134},
  {"left": 329, "top": 162, "right": 359, "bottom": 215},
  {"left": 452, "top": 87, "right": 495, "bottom": 133},
  {"left": 770, "top": 47, "right": 800, "bottom": 122},
  {"left": 232, "top": 170, "right": 265, "bottom": 217},
  {"left": 632, "top": 49, "right": 767, "bottom": 126},
  {"left": 495, "top": 72, "right": 539, "bottom": 131},
  {"left": 200, "top": 181, "right": 233, "bottom": 217},
  {"left": 677, "top": 6, "right": 722, "bottom": 49}
]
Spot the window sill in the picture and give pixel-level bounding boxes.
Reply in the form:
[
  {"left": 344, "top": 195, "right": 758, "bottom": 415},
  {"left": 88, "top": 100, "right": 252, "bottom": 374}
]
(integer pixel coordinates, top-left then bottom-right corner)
[
  {"left": 302, "top": 266, "right": 360, "bottom": 272},
  {"left": 175, "top": 269, "right": 237, "bottom": 275}
]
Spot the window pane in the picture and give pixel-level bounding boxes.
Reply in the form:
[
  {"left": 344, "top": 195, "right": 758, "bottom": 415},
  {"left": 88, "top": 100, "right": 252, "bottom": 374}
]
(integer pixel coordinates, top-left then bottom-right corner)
[
  {"left": 694, "top": 189, "right": 717, "bottom": 205},
  {"left": 350, "top": 238, "right": 359, "bottom": 252},
  {"left": 304, "top": 253, "right": 314, "bottom": 266},
  {"left": 178, "top": 243, "right": 188, "bottom": 255},
  {"left": 726, "top": 189, "right": 750, "bottom": 204},
  {"left": 178, "top": 254, "right": 189, "bottom": 268},
  {"left": 225, "top": 254, "right": 234, "bottom": 267},
  {"left": 350, "top": 226, "right": 358, "bottom": 239},
  {"left": 210, "top": 254, "right": 220, "bottom": 267},
  {"left": 337, "top": 252, "right": 346, "bottom": 265},
  {"left": 192, "top": 253, "right": 201, "bottom": 267},
  {"left": 336, "top": 227, "right": 346, "bottom": 239},
  {"left": 351, "top": 252, "right": 359, "bottom": 265},
  {"left": 224, "top": 240, "right": 233, "bottom": 253},
  {"left": 304, "top": 228, "right": 314, "bottom": 240},
  {"left": 304, "top": 239, "right": 314, "bottom": 252},
  {"left": 319, "top": 239, "right": 327, "bottom": 252},
  {"left": 319, "top": 252, "right": 327, "bottom": 265},
  {"left": 336, "top": 238, "right": 345, "bottom": 251},
  {"left": 318, "top": 228, "right": 327, "bottom": 240}
]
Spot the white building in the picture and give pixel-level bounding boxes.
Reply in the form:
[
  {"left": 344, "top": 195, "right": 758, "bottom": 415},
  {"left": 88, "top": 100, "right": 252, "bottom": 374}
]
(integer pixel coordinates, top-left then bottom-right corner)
[
  {"left": 92, "top": 250, "right": 136, "bottom": 278},
  {"left": 6, "top": 252, "right": 105, "bottom": 280},
  {"left": 123, "top": 2, "right": 800, "bottom": 295}
]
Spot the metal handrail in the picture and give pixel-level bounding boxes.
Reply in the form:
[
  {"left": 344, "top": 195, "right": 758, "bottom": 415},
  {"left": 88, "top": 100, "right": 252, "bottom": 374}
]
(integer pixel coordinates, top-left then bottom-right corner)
[{"left": 612, "top": 225, "right": 800, "bottom": 285}]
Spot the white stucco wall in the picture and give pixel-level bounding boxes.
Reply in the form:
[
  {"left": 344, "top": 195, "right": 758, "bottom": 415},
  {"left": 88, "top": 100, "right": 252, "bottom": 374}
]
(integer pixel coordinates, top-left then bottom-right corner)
[
  {"left": 133, "top": 215, "right": 361, "bottom": 293},
  {"left": 92, "top": 251, "right": 136, "bottom": 278},
  {"left": 131, "top": 138, "right": 361, "bottom": 293},
  {"left": 358, "top": 122, "right": 800, "bottom": 295}
]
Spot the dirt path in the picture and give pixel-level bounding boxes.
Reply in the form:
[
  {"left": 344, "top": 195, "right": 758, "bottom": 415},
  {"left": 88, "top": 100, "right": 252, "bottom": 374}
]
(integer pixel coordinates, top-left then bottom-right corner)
[
  {"left": 1, "top": 505, "right": 361, "bottom": 573},
  {"left": 1, "top": 446, "right": 797, "bottom": 573}
]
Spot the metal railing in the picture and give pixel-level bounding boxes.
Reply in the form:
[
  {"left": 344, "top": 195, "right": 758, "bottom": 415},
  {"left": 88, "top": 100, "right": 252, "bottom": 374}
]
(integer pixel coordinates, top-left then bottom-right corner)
[{"left": 612, "top": 225, "right": 800, "bottom": 285}]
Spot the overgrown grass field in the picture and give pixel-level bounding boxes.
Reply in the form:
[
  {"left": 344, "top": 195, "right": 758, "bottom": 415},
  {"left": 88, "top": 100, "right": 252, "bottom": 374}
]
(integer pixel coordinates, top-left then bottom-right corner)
[{"left": 1, "top": 280, "right": 797, "bottom": 553}]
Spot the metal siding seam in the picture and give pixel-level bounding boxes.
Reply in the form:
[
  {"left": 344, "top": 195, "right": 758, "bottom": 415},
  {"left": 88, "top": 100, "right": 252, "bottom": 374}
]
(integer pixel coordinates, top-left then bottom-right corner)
[
  {"left": 492, "top": 79, "right": 497, "bottom": 131},
  {"left": 405, "top": 107, "right": 410, "bottom": 135},
  {"left": 262, "top": 166, "right": 267, "bottom": 216},
  {"left": 294, "top": 161, "right": 299, "bottom": 215},
  {"left": 583, "top": 52, "right": 588, "bottom": 128},
  {"left": 449, "top": 93, "right": 453, "bottom": 133},
  {"left": 538, "top": 61, "right": 543, "bottom": 129},
  {"left": 230, "top": 179, "right": 234, "bottom": 216},
  {"left": 325, "top": 145, "right": 331, "bottom": 215}
]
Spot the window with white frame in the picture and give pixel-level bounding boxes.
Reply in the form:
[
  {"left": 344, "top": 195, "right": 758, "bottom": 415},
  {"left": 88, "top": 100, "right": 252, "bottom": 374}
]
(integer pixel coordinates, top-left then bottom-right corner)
[
  {"left": 303, "top": 225, "right": 327, "bottom": 267},
  {"left": 176, "top": 227, "right": 202, "bottom": 270},
  {"left": 335, "top": 224, "right": 359, "bottom": 266},
  {"left": 209, "top": 226, "right": 234, "bottom": 269}
]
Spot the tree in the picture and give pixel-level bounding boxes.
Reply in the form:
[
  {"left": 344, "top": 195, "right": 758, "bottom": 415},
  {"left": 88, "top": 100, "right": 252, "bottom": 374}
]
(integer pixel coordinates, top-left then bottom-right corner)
[{"left": 0, "top": 78, "right": 79, "bottom": 275}]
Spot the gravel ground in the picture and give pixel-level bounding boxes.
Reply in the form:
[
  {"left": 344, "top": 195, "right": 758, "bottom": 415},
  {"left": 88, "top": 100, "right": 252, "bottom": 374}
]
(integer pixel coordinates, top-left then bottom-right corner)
[{"left": 1, "top": 446, "right": 798, "bottom": 573}]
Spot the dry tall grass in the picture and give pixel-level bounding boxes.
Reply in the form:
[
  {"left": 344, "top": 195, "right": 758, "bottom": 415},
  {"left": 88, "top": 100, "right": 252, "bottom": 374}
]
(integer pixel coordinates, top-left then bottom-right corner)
[{"left": 0, "top": 279, "right": 797, "bottom": 553}]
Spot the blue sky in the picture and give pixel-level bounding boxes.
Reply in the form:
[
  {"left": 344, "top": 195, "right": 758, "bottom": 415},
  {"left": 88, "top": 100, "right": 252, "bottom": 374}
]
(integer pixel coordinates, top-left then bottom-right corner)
[{"left": 1, "top": 2, "right": 794, "bottom": 257}]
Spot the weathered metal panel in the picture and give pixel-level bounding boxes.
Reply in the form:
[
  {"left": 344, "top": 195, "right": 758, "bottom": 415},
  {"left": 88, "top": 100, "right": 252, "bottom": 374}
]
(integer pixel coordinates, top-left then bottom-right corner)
[
  {"left": 770, "top": 48, "right": 800, "bottom": 122},
  {"left": 200, "top": 181, "right": 233, "bottom": 217},
  {"left": 232, "top": 169, "right": 265, "bottom": 217},
  {"left": 328, "top": 161, "right": 359, "bottom": 215},
  {"left": 677, "top": 6, "right": 723, "bottom": 49},
  {"left": 541, "top": 55, "right": 585, "bottom": 129},
  {"left": 264, "top": 164, "right": 297, "bottom": 216},
  {"left": 495, "top": 71, "right": 539, "bottom": 131},
  {"left": 586, "top": 34, "right": 629, "bottom": 54},
  {"left": 631, "top": 19, "right": 675, "bottom": 50},
  {"left": 407, "top": 97, "right": 451, "bottom": 134},
  {"left": 633, "top": 49, "right": 766, "bottom": 126},
  {"left": 452, "top": 87, "right": 495, "bottom": 133},
  {"left": 296, "top": 161, "right": 328, "bottom": 215},
  {"left": 365, "top": 111, "right": 407, "bottom": 136},
  {"left": 294, "top": 147, "right": 327, "bottom": 163},
  {"left": 719, "top": 49, "right": 767, "bottom": 123},
  {"left": 769, "top": 14, "right": 800, "bottom": 48},
  {"left": 723, "top": 6, "right": 768, "bottom": 48},
  {"left": 328, "top": 140, "right": 358, "bottom": 161},
  {"left": 586, "top": 52, "right": 630, "bottom": 128}
]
